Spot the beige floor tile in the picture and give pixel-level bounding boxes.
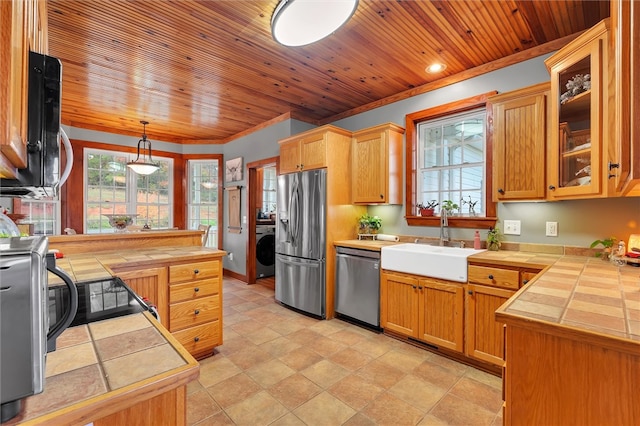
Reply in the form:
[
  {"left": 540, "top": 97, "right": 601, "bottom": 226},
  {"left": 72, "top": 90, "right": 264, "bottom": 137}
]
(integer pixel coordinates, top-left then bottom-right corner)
[
  {"left": 225, "top": 345, "right": 274, "bottom": 371},
  {"left": 243, "top": 326, "right": 283, "bottom": 345},
  {"left": 268, "top": 412, "right": 307, "bottom": 426},
  {"left": 293, "top": 391, "right": 357, "bottom": 425},
  {"left": 355, "top": 359, "right": 406, "bottom": 389},
  {"left": 198, "top": 356, "right": 243, "bottom": 388},
  {"left": 268, "top": 373, "right": 323, "bottom": 410},
  {"left": 301, "top": 359, "right": 350, "bottom": 388},
  {"left": 377, "top": 348, "right": 428, "bottom": 373},
  {"left": 389, "top": 375, "right": 448, "bottom": 412},
  {"left": 448, "top": 376, "right": 503, "bottom": 413},
  {"left": 186, "top": 389, "right": 222, "bottom": 426},
  {"left": 342, "top": 412, "right": 377, "bottom": 426},
  {"left": 430, "top": 393, "right": 497, "bottom": 425},
  {"left": 329, "top": 347, "right": 374, "bottom": 371},
  {"left": 224, "top": 391, "right": 289, "bottom": 425},
  {"left": 191, "top": 410, "right": 235, "bottom": 426},
  {"left": 206, "top": 372, "right": 261, "bottom": 409},
  {"left": 412, "top": 359, "right": 463, "bottom": 390},
  {"left": 259, "top": 336, "right": 303, "bottom": 358},
  {"left": 245, "top": 358, "right": 296, "bottom": 388},
  {"left": 278, "top": 347, "right": 324, "bottom": 371},
  {"left": 360, "top": 392, "right": 424, "bottom": 425},
  {"left": 306, "top": 334, "right": 348, "bottom": 357},
  {"left": 328, "top": 374, "right": 384, "bottom": 410}
]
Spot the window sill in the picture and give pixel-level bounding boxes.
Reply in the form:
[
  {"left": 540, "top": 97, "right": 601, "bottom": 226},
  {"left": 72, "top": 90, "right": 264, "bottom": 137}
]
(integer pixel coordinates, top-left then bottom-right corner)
[{"left": 406, "top": 216, "right": 497, "bottom": 229}]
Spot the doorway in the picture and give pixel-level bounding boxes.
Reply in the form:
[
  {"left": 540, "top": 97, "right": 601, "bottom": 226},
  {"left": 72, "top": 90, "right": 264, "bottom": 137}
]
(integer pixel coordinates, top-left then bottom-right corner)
[{"left": 246, "top": 157, "right": 279, "bottom": 284}]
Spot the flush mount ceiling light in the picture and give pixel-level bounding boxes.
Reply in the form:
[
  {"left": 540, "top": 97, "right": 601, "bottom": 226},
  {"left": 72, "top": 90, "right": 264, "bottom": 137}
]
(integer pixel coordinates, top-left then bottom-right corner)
[
  {"left": 271, "top": 0, "right": 359, "bottom": 47},
  {"left": 426, "top": 63, "right": 446, "bottom": 74},
  {"left": 127, "top": 120, "right": 160, "bottom": 175}
]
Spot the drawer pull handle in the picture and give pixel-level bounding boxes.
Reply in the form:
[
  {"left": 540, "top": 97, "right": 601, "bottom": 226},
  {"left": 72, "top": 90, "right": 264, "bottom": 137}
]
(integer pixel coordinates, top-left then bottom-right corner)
[
  {"left": 194, "top": 309, "right": 200, "bottom": 315},
  {"left": 488, "top": 274, "right": 494, "bottom": 280},
  {"left": 194, "top": 287, "right": 200, "bottom": 292},
  {"left": 498, "top": 188, "right": 505, "bottom": 194},
  {"left": 412, "top": 285, "right": 417, "bottom": 289},
  {"left": 194, "top": 337, "right": 200, "bottom": 342},
  {"left": 194, "top": 269, "right": 200, "bottom": 274}
]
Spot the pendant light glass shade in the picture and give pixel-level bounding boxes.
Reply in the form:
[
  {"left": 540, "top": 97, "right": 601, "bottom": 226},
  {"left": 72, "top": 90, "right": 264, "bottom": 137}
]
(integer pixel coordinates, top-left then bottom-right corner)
[
  {"left": 271, "top": 0, "right": 358, "bottom": 47},
  {"left": 127, "top": 120, "right": 159, "bottom": 175}
]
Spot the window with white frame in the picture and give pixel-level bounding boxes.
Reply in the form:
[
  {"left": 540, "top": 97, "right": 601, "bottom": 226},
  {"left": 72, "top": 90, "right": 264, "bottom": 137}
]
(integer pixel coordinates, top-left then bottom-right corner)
[
  {"left": 16, "top": 198, "right": 59, "bottom": 235},
  {"left": 187, "top": 159, "right": 220, "bottom": 248},
  {"left": 417, "top": 109, "right": 486, "bottom": 216},
  {"left": 262, "top": 167, "right": 277, "bottom": 215},
  {"left": 85, "top": 148, "right": 173, "bottom": 233}
]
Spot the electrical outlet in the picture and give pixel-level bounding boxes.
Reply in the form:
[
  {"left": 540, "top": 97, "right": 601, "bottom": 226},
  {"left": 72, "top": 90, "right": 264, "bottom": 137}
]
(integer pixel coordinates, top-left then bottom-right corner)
[
  {"left": 228, "top": 252, "right": 234, "bottom": 261},
  {"left": 546, "top": 221, "right": 558, "bottom": 237},
  {"left": 504, "top": 220, "right": 521, "bottom": 235}
]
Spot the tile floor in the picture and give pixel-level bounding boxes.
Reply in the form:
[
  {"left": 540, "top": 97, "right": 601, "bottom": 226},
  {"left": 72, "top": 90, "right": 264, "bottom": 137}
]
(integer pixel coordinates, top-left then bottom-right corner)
[{"left": 186, "top": 277, "right": 504, "bottom": 425}]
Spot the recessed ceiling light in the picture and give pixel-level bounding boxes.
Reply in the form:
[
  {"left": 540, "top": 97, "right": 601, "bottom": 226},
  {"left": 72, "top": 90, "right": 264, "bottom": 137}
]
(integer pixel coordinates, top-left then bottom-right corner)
[{"left": 426, "top": 63, "right": 446, "bottom": 74}]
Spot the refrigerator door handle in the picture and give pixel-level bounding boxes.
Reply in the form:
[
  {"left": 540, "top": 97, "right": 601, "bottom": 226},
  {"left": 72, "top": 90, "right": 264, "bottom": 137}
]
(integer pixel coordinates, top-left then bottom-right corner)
[{"left": 291, "top": 178, "right": 300, "bottom": 246}]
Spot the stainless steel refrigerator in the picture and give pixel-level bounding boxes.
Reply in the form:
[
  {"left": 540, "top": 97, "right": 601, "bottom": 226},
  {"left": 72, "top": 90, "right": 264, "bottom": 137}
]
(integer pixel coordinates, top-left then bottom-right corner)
[{"left": 275, "top": 169, "right": 327, "bottom": 318}]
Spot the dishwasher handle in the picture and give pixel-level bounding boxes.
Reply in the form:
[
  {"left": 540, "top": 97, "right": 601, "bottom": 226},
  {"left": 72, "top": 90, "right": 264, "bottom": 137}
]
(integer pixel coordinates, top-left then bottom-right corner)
[{"left": 336, "top": 246, "right": 380, "bottom": 260}]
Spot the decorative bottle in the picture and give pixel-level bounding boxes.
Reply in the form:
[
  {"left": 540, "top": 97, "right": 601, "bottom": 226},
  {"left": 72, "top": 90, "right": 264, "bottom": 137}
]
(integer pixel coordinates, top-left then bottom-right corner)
[{"left": 474, "top": 230, "right": 481, "bottom": 249}]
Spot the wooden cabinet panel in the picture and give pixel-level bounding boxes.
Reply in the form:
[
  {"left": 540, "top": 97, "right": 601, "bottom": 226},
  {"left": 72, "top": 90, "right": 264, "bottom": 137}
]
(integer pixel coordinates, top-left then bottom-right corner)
[
  {"left": 300, "top": 134, "right": 326, "bottom": 170},
  {"left": 468, "top": 265, "right": 519, "bottom": 290},
  {"left": 279, "top": 139, "right": 301, "bottom": 174},
  {"left": 418, "top": 278, "right": 464, "bottom": 352},
  {"left": 380, "top": 271, "right": 419, "bottom": 337},
  {"left": 172, "top": 320, "right": 221, "bottom": 359},
  {"left": 490, "top": 83, "right": 549, "bottom": 201},
  {"left": 116, "top": 267, "right": 169, "bottom": 329},
  {"left": 351, "top": 123, "right": 404, "bottom": 204},
  {"left": 465, "top": 283, "right": 514, "bottom": 366},
  {"left": 169, "top": 295, "right": 220, "bottom": 332},
  {"left": 169, "top": 277, "right": 219, "bottom": 303},
  {"left": 169, "top": 260, "right": 220, "bottom": 283}
]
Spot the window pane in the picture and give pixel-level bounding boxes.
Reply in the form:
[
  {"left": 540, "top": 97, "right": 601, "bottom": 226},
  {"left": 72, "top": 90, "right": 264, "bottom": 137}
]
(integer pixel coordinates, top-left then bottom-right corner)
[
  {"left": 187, "top": 159, "right": 220, "bottom": 248},
  {"left": 417, "top": 109, "right": 486, "bottom": 216}
]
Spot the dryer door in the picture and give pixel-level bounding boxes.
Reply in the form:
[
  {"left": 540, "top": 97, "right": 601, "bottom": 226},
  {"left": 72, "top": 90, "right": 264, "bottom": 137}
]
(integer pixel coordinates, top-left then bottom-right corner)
[{"left": 257, "top": 233, "right": 275, "bottom": 267}]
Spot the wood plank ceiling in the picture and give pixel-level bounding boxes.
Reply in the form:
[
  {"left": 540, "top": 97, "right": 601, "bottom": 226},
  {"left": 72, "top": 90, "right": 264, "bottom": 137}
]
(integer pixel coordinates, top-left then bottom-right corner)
[{"left": 47, "top": 0, "right": 609, "bottom": 144}]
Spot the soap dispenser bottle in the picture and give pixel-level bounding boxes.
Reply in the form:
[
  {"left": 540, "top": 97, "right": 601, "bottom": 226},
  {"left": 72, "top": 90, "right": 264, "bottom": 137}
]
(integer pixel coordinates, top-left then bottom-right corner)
[{"left": 474, "top": 230, "right": 481, "bottom": 249}]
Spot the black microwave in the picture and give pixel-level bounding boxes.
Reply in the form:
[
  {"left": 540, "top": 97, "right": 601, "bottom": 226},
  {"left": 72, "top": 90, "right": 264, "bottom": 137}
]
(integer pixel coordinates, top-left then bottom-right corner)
[{"left": 0, "top": 51, "right": 65, "bottom": 198}]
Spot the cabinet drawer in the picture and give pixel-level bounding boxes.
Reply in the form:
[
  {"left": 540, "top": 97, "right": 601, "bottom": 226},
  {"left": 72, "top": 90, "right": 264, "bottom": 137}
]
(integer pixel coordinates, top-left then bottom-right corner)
[
  {"left": 169, "top": 295, "right": 220, "bottom": 331},
  {"left": 172, "top": 320, "right": 220, "bottom": 355},
  {"left": 169, "top": 260, "right": 219, "bottom": 283},
  {"left": 468, "top": 265, "right": 519, "bottom": 290},
  {"left": 169, "top": 277, "right": 219, "bottom": 303}
]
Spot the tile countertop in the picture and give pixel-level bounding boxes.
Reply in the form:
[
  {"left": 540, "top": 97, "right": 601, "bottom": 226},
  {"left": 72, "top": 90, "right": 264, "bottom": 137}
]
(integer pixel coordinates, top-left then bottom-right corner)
[
  {"left": 335, "top": 239, "right": 640, "bottom": 347},
  {"left": 50, "top": 246, "right": 227, "bottom": 284},
  {"left": 5, "top": 312, "right": 199, "bottom": 425}
]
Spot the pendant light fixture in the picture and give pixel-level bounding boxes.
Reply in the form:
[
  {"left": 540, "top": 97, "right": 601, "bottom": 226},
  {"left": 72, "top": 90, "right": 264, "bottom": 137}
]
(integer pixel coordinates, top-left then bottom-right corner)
[
  {"left": 271, "top": 0, "right": 358, "bottom": 47},
  {"left": 127, "top": 120, "right": 159, "bottom": 175}
]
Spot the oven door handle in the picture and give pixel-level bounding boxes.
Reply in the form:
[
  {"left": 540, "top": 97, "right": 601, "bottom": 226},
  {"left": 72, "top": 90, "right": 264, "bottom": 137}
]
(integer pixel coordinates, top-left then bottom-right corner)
[{"left": 46, "top": 258, "right": 78, "bottom": 352}]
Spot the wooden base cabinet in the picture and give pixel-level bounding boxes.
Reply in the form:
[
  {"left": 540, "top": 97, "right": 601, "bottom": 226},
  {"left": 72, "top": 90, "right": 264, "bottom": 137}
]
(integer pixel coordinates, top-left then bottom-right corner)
[
  {"left": 381, "top": 271, "right": 464, "bottom": 352},
  {"left": 502, "top": 323, "right": 640, "bottom": 425},
  {"left": 168, "top": 259, "right": 222, "bottom": 359}
]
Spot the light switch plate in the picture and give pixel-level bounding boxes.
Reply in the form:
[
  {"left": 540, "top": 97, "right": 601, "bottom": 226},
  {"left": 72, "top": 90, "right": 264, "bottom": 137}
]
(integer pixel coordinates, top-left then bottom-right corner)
[{"left": 504, "top": 220, "right": 521, "bottom": 235}]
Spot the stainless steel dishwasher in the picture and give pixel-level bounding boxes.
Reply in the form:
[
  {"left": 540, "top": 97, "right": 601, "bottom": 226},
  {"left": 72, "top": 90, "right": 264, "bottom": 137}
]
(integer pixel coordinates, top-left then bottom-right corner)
[{"left": 335, "top": 246, "right": 381, "bottom": 328}]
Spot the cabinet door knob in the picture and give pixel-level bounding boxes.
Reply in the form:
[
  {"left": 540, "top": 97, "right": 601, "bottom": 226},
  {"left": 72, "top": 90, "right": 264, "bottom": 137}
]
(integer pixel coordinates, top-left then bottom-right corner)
[
  {"left": 379, "top": 194, "right": 384, "bottom": 199},
  {"left": 194, "top": 269, "right": 200, "bottom": 274},
  {"left": 548, "top": 185, "right": 556, "bottom": 190},
  {"left": 418, "top": 286, "right": 423, "bottom": 290},
  {"left": 523, "top": 279, "right": 529, "bottom": 285},
  {"left": 194, "top": 337, "right": 200, "bottom": 342},
  {"left": 412, "top": 285, "right": 417, "bottom": 289},
  {"left": 498, "top": 188, "right": 505, "bottom": 194},
  {"left": 468, "top": 290, "right": 473, "bottom": 295},
  {"left": 194, "top": 309, "right": 200, "bottom": 315},
  {"left": 194, "top": 287, "right": 200, "bottom": 292},
  {"left": 488, "top": 274, "right": 494, "bottom": 280},
  {"left": 609, "top": 162, "right": 620, "bottom": 170}
]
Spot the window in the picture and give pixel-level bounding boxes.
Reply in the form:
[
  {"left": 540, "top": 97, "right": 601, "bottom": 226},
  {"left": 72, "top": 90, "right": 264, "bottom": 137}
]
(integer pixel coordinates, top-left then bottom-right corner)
[
  {"left": 405, "top": 92, "right": 497, "bottom": 228},
  {"left": 261, "top": 167, "right": 277, "bottom": 215},
  {"left": 187, "top": 159, "right": 220, "bottom": 248},
  {"left": 417, "top": 109, "right": 486, "bottom": 216},
  {"left": 16, "top": 198, "right": 59, "bottom": 235},
  {"left": 85, "top": 148, "right": 173, "bottom": 233}
]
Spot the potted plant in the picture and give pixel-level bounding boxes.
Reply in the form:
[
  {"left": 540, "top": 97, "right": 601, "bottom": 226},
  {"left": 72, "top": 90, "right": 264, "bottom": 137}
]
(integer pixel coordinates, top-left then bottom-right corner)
[
  {"left": 357, "top": 213, "right": 372, "bottom": 234},
  {"left": 590, "top": 236, "right": 617, "bottom": 260},
  {"left": 416, "top": 200, "right": 438, "bottom": 216},
  {"left": 368, "top": 215, "right": 382, "bottom": 234},
  {"left": 487, "top": 226, "right": 502, "bottom": 251},
  {"left": 441, "top": 200, "right": 459, "bottom": 216}
]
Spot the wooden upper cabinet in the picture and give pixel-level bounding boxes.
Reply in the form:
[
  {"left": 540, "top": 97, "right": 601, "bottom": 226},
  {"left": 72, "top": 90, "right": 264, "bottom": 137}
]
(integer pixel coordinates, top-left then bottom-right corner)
[
  {"left": 351, "top": 123, "right": 404, "bottom": 204},
  {"left": 545, "top": 18, "right": 612, "bottom": 200},
  {"left": 612, "top": 0, "right": 640, "bottom": 196},
  {"left": 278, "top": 127, "right": 344, "bottom": 175},
  {"left": 489, "top": 83, "right": 549, "bottom": 201},
  {"left": 0, "top": 0, "right": 47, "bottom": 178}
]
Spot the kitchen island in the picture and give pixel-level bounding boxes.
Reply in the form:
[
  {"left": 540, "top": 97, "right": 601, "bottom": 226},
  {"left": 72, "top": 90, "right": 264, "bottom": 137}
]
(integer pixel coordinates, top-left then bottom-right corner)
[{"left": 5, "top": 312, "right": 199, "bottom": 425}]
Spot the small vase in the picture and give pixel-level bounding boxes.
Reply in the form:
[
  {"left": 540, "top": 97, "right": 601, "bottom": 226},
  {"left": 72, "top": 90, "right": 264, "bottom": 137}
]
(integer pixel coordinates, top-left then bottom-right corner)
[{"left": 487, "top": 242, "right": 500, "bottom": 251}]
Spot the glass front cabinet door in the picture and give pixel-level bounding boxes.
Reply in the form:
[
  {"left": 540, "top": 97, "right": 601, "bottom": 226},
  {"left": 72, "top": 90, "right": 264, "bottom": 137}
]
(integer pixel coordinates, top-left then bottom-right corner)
[{"left": 545, "top": 19, "right": 611, "bottom": 199}]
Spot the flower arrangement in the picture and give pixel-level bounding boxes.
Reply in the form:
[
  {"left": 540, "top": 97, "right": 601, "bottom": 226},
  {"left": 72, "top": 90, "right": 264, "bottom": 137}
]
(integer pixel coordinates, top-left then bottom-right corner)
[
  {"left": 357, "top": 214, "right": 382, "bottom": 234},
  {"left": 560, "top": 73, "right": 591, "bottom": 104}
]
